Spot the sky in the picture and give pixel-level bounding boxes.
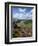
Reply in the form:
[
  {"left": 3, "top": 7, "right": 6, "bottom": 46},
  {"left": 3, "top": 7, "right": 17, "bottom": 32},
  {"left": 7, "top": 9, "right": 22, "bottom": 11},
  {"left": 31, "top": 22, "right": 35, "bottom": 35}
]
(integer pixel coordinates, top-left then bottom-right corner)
[{"left": 11, "top": 7, "right": 33, "bottom": 20}]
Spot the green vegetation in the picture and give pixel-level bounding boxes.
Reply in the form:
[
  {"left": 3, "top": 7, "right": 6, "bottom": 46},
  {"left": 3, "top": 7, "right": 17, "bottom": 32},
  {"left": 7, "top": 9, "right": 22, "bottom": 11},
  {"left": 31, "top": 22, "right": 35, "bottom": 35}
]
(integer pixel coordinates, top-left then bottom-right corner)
[
  {"left": 12, "top": 20, "right": 32, "bottom": 38},
  {"left": 17, "top": 20, "right": 32, "bottom": 28}
]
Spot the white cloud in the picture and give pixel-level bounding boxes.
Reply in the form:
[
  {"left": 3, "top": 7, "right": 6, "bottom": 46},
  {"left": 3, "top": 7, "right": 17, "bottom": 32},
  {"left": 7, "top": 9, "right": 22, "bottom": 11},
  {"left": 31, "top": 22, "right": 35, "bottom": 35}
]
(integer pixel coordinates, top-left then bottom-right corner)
[
  {"left": 13, "top": 13, "right": 19, "bottom": 18},
  {"left": 25, "top": 9, "right": 33, "bottom": 19},
  {"left": 19, "top": 8, "right": 26, "bottom": 12},
  {"left": 13, "top": 9, "right": 33, "bottom": 20},
  {"left": 19, "top": 13, "right": 23, "bottom": 18}
]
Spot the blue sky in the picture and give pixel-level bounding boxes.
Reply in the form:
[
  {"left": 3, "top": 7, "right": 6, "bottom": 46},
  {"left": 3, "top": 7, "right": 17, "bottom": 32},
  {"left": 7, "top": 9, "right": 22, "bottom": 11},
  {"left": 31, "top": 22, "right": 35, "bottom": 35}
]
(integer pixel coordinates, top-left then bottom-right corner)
[{"left": 11, "top": 7, "right": 33, "bottom": 20}]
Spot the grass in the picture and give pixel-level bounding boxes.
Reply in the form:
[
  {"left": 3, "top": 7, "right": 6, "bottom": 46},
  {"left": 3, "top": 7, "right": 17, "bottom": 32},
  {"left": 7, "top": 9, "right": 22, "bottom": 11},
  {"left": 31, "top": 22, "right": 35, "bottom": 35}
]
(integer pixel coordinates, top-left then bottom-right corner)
[{"left": 11, "top": 20, "right": 32, "bottom": 38}]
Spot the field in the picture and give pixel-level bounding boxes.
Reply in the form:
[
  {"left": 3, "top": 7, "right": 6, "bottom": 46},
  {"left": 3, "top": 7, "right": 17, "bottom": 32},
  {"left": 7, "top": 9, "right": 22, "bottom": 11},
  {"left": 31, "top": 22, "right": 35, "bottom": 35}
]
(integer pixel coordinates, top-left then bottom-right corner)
[{"left": 11, "top": 20, "right": 32, "bottom": 38}]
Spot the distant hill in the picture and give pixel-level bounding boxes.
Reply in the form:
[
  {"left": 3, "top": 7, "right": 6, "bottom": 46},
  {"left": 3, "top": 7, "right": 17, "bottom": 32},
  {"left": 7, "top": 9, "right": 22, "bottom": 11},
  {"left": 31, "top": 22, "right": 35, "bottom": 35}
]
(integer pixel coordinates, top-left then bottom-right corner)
[{"left": 12, "top": 18, "right": 32, "bottom": 22}]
